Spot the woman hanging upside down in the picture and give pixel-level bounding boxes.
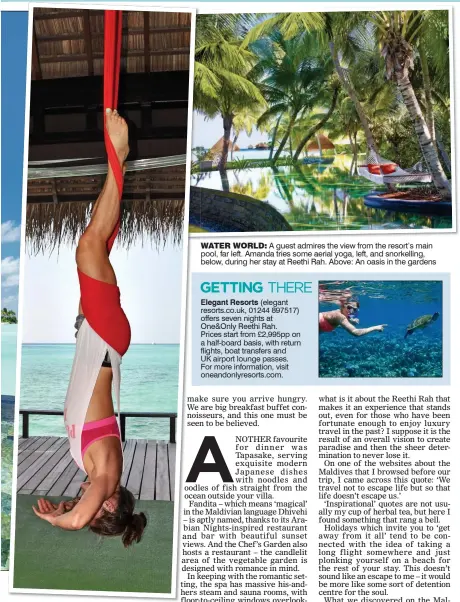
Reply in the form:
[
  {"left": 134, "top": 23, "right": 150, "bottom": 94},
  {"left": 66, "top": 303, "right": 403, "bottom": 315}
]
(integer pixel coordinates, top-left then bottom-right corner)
[{"left": 32, "top": 109, "right": 147, "bottom": 548}]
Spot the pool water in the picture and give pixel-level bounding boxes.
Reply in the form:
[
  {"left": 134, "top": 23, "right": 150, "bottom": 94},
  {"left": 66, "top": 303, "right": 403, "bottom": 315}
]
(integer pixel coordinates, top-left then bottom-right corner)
[{"left": 191, "top": 155, "right": 451, "bottom": 231}]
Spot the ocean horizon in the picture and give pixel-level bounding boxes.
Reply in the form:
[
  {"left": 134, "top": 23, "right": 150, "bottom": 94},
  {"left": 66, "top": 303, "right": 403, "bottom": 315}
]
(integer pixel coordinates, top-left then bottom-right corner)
[{"left": 20, "top": 342, "right": 181, "bottom": 440}]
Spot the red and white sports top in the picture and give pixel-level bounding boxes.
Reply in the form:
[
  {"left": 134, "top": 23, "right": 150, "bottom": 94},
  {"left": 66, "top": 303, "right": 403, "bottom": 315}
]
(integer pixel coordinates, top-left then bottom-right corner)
[{"left": 64, "top": 319, "right": 123, "bottom": 473}]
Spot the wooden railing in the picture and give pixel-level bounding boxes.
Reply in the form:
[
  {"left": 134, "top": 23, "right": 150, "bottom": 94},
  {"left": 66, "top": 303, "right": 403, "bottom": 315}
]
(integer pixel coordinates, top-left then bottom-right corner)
[{"left": 19, "top": 409, "right": 177, "bottom": 443}]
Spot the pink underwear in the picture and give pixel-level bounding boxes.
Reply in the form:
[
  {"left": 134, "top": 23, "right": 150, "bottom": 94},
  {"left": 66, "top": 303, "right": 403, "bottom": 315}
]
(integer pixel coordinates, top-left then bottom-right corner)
[{"left": 81, "top": 415, "right": 121, "bottom": 459}]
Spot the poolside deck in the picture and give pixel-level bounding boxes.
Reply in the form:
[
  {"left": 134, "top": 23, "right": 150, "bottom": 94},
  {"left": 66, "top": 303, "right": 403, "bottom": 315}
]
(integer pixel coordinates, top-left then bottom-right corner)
[{"left": 17, "top": 437, "right": 176, "bottom": 501}]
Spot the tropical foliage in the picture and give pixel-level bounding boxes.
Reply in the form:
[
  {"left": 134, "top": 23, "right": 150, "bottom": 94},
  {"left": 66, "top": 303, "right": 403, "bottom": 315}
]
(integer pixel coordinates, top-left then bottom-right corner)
[
  {"left": 194, "top": 15, "right": 266, "bottom": 171},
  {"left": 194, "top": 10, "right": 451, "bottom": 195},
  {"left": 1, "top": 308, "right": 17, "bottom": 324}
]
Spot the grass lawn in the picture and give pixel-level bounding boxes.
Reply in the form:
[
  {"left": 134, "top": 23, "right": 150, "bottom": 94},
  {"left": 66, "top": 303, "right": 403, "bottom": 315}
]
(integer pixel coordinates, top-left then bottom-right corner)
[{"left": 13, "top": 495, "right": 174, "bottom": 593}]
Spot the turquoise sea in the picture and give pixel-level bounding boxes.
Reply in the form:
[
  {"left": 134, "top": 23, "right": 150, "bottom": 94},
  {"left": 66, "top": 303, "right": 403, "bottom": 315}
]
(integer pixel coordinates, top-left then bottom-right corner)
[
  {"left": 2, "top": 324, "right": 18, "bottom": 396},
  {"left": 1, "top": 324, "right": 17, "bottom": 568},
  {"left": 20, "top": 344, "right": 180, "bottom": 440}
]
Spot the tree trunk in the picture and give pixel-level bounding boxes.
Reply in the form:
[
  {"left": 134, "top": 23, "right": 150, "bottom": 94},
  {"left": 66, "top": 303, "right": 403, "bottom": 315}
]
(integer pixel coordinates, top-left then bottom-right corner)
[
  {"left": 219, "top": 169, "right": 230, "bottom": 193},
  {"left": 436, "top": 127, "right": 451, "bottom": 173},
  {"left": 273, "top": 113, "right": 297, "bottom": 162},
  {"left": 419, "top": 45, "right": 436, "bottom": 144},
  {"left": 294, "top": 86, "right": 339, "bottom": 161},
  {"left": 219, "top": 113, "right": 233, "bottom": 171},
  {"left": 395, "top": 70, "right": 451, "bottom": 195},
  {"left": 333, "top": 189, "right": 338, "bottom": 219},
  {"left": 353, "top": 131, "right": 358, "bottom": 176},
  {"left": 269, "top": 114, "right": 283, "bottom": 160},
  {"left": 348, "top": 133, "right": 355, "bottom": 176},
  {"left": 231, "top": 133, "right": 239, "bottom": 161},
  {"left": 329, "top": 40, "right": 379, "bottom": 157}
]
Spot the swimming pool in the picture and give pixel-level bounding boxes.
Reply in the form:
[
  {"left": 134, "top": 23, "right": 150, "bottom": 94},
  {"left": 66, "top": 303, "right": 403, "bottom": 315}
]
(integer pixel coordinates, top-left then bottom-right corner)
[{"left": 191, "top": 156, "right": 451, "bottom": 232}]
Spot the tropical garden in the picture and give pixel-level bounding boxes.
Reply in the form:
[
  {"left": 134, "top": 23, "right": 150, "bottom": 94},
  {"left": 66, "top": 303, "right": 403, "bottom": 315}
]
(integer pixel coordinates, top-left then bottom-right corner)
[{"left": 192, "top": 11, "right": 452, "bottom": 231}]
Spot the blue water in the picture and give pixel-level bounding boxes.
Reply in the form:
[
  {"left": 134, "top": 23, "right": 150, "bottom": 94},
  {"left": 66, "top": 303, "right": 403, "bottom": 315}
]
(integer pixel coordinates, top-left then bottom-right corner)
[
  {"left": 1, "top": 325, "right": 17, "bottom": 569},
  {"left": 1, "top": 324, "right": 18, "bottom": 396},
  {"left": 192, "top": 155, "right": 451, "bottom": 231},
  {"left": 318, "top": 281, "right": 443, "bottom": 378},
  {"left": 20, "top": 344, "right": 180, "bottom": 439},
  {"left": 227, "top": 149, "right": 285, "bottom": 160}
]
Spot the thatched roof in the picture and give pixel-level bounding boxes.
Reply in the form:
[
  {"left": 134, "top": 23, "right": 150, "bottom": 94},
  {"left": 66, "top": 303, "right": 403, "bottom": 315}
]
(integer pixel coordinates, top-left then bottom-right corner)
[
  {"left": 307, "top": 133, "right": 335, "bottom": 151},
  {"left": 26, "top": 165, "right": 185, "bottom": 254},
  {"left": 27, "top": 7, "right": 191, "bottom": 253},
  {"left": 32, "top": 8, "right": 192, "bottom": 79},
  {"left": 209, "top": 137, "right": 240, "bottom": 154}
]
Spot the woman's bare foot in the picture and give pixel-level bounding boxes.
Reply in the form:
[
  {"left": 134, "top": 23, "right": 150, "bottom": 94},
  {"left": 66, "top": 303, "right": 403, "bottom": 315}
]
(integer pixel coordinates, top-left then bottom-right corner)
[{"left": 105, "top": 108, "right": 129, "bottom": 164}]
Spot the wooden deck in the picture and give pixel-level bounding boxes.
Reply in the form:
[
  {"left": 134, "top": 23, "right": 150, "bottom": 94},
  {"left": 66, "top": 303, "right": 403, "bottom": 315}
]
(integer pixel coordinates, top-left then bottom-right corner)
[{"left": 17, "top": 437, "right": 176, "bottom": 501}]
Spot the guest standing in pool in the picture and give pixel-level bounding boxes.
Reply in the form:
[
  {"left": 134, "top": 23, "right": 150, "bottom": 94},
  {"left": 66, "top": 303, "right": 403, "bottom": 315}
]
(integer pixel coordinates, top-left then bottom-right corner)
[
  {"left": 32, "top": 110, "right": 146, "bottom": 547},
  {"left": 319, "top": 298, "right": 387, "bottom": 336}
]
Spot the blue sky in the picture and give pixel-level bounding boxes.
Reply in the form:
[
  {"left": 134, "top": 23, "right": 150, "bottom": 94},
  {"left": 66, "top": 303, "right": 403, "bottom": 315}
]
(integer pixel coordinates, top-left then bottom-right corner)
[
  {"left": 1, "top": 12, "right": 27, "bottom": 315},
  {"left": 1, "top": 11, "right": 185, "bottom": 343}
]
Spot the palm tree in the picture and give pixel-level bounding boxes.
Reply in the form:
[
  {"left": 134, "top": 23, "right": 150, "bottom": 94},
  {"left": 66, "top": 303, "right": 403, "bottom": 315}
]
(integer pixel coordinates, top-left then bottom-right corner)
[
  {"left": 327, "top": 95, "right": 363, "bottom": 174},
  {"left": 1, "top": 308, "right": 17, "bottom": 324},
  {"left": 326, "top": 14, "right": 381, "bottom": 157},
  {"left": 194, "top": 15, "right": 266, "bottom": 171},
  {"left": 252, "top": 31, "right": 326, "bottom": 162},
  {"left": 293, "top": 79, "right": 340, "bottom": 160},
  {"left": 414, "top": 10, "right": 449, "bottom": 155},
  {"left": 370, "top": 10, "right": 451, "bottom": 194},
  {"left": 268, "top": 114, "right": 296, "bottom": 160},
  {"left": 243, "top": 13, "right": 381, "bottom": 156},
  {"left": 263, "top": 114, "right": 282, "bottom": 160},
  {"left": 244, "top": 11, "right": 451, "bottom": 194},
  {"left": 230, "top": 107, "right": 263, "bottom": 160}
]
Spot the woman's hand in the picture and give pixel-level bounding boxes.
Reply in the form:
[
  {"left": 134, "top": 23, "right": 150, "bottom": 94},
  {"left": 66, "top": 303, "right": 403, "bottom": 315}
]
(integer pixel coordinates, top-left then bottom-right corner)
[
  {"left": 32, "top": 476, "right": 115, "bottom": 531},
  {"left": 375, "top": 324, "right": 388, "bottom": 332},
  {"left": 32, "top": 499, "right": 66, "bottom": 524}
]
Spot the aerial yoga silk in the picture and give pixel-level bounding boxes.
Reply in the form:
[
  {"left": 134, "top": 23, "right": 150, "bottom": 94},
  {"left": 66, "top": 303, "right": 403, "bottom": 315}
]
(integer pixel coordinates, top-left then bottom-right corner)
[{"left": 64, "top": 11, "right": 130, "bottom": 472}]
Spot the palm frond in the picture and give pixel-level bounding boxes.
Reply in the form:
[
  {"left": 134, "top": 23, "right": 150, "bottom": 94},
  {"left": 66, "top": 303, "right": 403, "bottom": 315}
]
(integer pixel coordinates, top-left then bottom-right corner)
[
  {"left": 258, "top": 103, "right": 288, "bottom": 127},
  {"left": 279, "top": 12, "right": 324, "bottom": 40},
  {"left": 242, "top": 14, "right": 289, "bottom": 48},
  {"left": 194, "top": 62, "right": 221, "bottom": 100}
]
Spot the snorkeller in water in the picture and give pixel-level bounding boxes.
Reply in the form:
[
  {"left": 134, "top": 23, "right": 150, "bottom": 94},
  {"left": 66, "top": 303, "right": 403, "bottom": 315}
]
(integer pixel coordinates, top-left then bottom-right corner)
[{"left": 319, "top": 296, "right": 387, "bottom": 336}]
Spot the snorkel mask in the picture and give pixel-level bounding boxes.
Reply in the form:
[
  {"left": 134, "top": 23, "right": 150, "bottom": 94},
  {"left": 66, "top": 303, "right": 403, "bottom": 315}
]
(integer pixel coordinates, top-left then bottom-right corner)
[{"left": 346, "top": 302, "right": 359, "bottom": 317}]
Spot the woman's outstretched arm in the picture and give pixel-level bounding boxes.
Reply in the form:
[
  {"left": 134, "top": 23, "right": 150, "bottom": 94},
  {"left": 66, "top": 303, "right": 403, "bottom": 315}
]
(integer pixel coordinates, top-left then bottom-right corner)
[
  {"left": 33, "top": 476, "right": 116, "bottom": 530},
  {"left": 339, "top": 317, "right": 387, "bottom": 337}
]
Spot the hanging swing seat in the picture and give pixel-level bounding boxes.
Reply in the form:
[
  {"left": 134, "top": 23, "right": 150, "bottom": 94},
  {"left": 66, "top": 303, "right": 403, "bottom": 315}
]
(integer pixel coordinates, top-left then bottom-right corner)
[{"left": 358, "top": 151, "right": 432, "bottom": 185}]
